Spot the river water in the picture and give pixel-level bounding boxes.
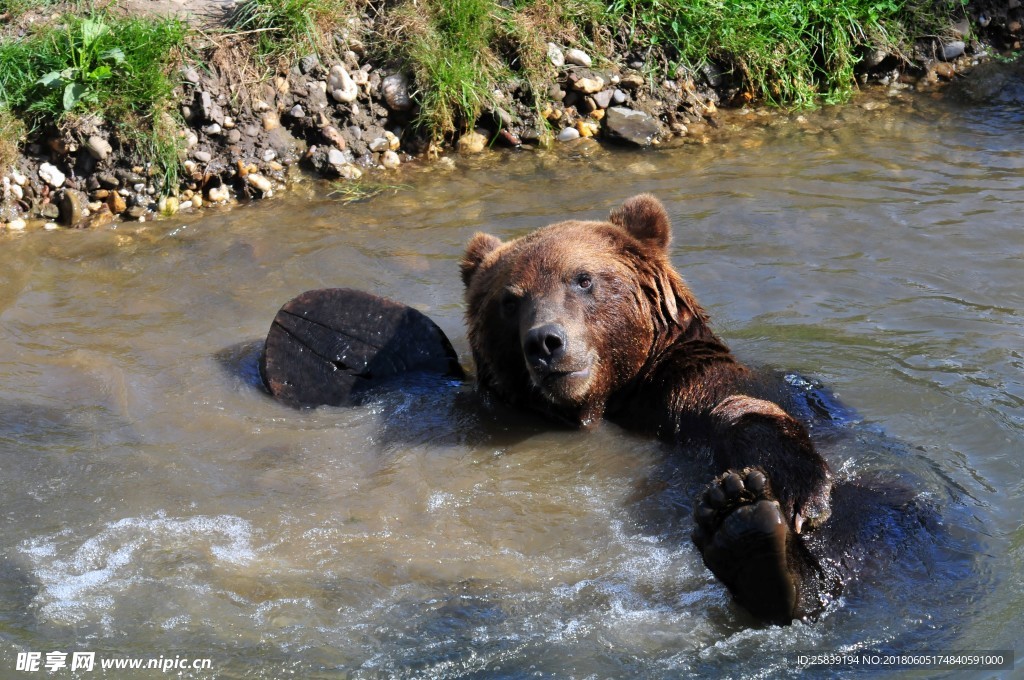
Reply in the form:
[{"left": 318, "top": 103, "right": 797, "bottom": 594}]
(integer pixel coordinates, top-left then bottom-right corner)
[{"left": 1, "top": 86, "right": 1022, "bottom": 678}]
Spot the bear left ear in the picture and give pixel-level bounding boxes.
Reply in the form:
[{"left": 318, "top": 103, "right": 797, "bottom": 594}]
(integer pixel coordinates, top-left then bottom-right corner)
[
  {"left": 609, "top": 194, "right": 671, "bottom": 252},
  {"left": 460, "top": 232, "right": 503, "bottom": 286}
]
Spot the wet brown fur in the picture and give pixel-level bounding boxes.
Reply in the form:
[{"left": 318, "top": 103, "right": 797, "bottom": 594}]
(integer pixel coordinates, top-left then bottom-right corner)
[{"left": 461, "top": 194, "right": 834, "bottom": 622}]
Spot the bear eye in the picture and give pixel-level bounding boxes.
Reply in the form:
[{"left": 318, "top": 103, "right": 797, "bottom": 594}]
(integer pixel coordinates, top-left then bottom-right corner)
[
  {"left": 501, "top": 291, "right": 519, "bottom": 316},
  {"left": 574, "top": 272, "right": 593, "bottom": 291}
]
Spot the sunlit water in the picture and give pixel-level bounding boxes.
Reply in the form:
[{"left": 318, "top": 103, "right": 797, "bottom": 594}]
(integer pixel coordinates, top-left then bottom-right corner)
[{"left": 1, "top": 86, "right": 1022, "bottom": 678}]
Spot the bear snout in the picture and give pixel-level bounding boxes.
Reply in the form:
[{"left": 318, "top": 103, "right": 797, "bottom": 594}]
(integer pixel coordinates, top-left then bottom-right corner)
[{"left": 522, "top": 323, "right": 568, "bottom": 371}]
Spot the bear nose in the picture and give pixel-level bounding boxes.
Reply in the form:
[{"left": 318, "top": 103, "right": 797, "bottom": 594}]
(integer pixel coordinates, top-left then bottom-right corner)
[{"left": 523, "top": 323, "right": 567, "bottom": 369}]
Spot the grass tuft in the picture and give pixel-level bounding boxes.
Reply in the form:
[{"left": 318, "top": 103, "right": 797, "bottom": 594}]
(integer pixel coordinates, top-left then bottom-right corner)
[
  {"left": 0, "top": 11, "right": 186, "bottom": 188},
  {"left": 226, "top": 0, "right": 358, "bottom": 65}
]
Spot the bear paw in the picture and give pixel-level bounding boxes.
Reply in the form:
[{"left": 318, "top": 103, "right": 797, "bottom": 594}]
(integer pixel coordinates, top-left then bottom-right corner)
[{"left": 692, "top": 467, "right": 801, "bottom": 623}]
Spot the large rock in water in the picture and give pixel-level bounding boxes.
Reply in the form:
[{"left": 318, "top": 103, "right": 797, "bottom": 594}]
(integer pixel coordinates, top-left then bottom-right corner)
[
  {"left": 603, "top": 107, "right": 662, "bottom": 147},
  {"left": 948, "top": 57, "right": 1024, "bottom": 107},
  {"left": 260, "top": 288, "right": 463, "bottom": 407}
]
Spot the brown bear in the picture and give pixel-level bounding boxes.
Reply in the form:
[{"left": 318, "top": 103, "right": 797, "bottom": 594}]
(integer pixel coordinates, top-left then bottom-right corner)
[{"left": 460, "top": 193, "right": 836, "bottom": 623}]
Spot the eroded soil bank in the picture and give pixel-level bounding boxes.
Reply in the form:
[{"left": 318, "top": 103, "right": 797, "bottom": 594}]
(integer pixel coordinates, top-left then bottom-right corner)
[{"left": 2, "top": 0, "right": 1023, "bottom": 231}]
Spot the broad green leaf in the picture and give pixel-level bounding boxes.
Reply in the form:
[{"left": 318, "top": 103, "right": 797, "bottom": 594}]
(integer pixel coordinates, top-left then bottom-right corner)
[
  {"left": 100, "top": 47, "right": 125, "bottom": 64},
  {"left": 80, "top": 18, "right": 109, "bottom": 48},
  {"left": 88, "top": 65, "right": 112, "bottom": 81},
  {"left": 37, "top": 71, "right": 63, "bottom": 88},
  {"left": 63, "top": 82, "right": 86, "bottom": 111}
]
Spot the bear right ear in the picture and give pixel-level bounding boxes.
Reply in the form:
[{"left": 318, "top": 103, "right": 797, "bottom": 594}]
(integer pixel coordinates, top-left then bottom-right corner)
[
  {"left": 609, "top": 194, "right": 671, "bottom": 252},
  {"left": 460, "top": 232, "right": 503, "bottom": 286}
]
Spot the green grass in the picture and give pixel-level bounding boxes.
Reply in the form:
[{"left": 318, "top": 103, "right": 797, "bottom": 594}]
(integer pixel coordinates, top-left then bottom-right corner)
[
  {"left": 226, "top": 0, "right": 357, "bottom": 64},
  {"left": 601, "top": 0, "right": 917, "bottom": 106},
  {"left": 0, "top": 11, "right": 186, "bottom": 187}
]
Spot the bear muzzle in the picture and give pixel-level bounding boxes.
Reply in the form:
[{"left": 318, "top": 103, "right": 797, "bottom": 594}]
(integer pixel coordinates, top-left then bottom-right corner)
[{"left": 521, "top": 322, "right": 595, "bottom": 401}]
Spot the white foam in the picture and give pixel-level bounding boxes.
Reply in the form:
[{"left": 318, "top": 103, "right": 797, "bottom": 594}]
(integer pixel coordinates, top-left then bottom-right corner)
[{"left": 19, "top": 513, "right": 257, "bottom": 624}]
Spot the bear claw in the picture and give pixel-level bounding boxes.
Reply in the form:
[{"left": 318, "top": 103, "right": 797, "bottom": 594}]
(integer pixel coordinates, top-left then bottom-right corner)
[{"left": 693, "top": 467, "right": 801, "bottom": 623}]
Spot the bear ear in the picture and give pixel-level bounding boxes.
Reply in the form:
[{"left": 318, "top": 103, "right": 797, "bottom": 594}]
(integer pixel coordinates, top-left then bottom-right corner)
[
  {"left": 609, "top": 194, "right": 671, "bottom": 251},
  {"left": 460, "top": 232, "right": 503, "bottom": 286}
]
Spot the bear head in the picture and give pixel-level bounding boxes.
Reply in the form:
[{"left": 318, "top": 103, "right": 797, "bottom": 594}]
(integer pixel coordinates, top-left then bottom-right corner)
[{"left": 461, "top": 194, "right": 710, "bottom": 427}]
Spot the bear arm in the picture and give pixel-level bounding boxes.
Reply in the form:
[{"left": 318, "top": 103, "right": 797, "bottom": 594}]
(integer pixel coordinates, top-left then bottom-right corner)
[{"left": 709, "top": 395, "right": 832, "bottom": 532}]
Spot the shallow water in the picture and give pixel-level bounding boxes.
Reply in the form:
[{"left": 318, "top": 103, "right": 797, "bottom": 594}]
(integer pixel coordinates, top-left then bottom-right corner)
[{"left": 1, "top": 88, "right": 1022, "bottom": 678}]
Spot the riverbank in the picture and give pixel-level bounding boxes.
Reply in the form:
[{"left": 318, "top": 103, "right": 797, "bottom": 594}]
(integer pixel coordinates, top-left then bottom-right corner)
[{"left": 1, "top": 0, "right": 1021, "bottom": 230}]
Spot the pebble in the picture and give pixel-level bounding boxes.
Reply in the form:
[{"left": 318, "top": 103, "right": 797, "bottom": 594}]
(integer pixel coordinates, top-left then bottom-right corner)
[
  {"left": 207, "top": 185, "right": 230, "bottom": 202},
  {"left": 179, "top": 200, "right": 193, "bottom": 211},
  {"left": 604, "top": 106, "right": 661, "bottom": 146},
  {"left": 933, "top": 62, "right": 956, "bottom": 80},
  {"left": 381, "top": 150, "right": 401, "bottom": 169},
  {"left": 44, "top": 222, "right": 59, "bottom": 231},
  {"left": 384, "top": 130, "right": 400, "bottom": 151},
  {"left": 941, "top": 40, "right": 966, "bottom": 60},
  {"left": 39, "top": 162, "right": 66, "bottom": 188},
  {"left": 185, "top": 130, "right": 199, "bottom": 147},
  {"left": 108, "top": 191, "right": 126, "bottom": 214},
  {"left": 328, "top": 147, "right": 347, "bottom": 166},
  {"left": 86, "top": 135, "right": 112, "bottom": 160},
  {"left": 223, "top": 116, "right": 235, "bottom": 129},
  {"left": 204, "top": 123, "right": 223, "bottom": 135},
  {"left": 60, "top": 189, "right": 87, "bottom": 225},
  {"left": 573, "top": 76, "right": 605, "bottom": 94},
  {"left": 322, "top": 125, "right": 347, "bottom": 150},
  {"left": 381, "top": 73, "right": 412, "bottom": 111},
  {"left": 547, "top": 43, "right": 565, "bottom": 68},
  {"left": 289, "top": 104, "right": 306, "bottom": 118},
  {"left": 226, "top": 129, "right": 242, "bottom": 145},
  {"left": 457, "top": 130, "right": 488, "bottom": 154},
  {"left": 565, "top": 48, "right": 592, "bottom": 68},
  {"left": 328, "top": 64, "right": 359, "bottom": 103},
  {"left": 576, "top": 119, "right": 599, "bottom": 138},
  {"left": 337, "top": 164, "right": 362, "bottom": 180},
  {"left": 6, "top": 218, "right": 27, "bottom": 231},
  {"left": 10, "top": 184, "right": 23, "bottom": 200},
  {"left": 612, "top": 89, "right": 628, "bottom": 105},
  {"left": 262, "top": 149, "right": 277, "bottom": 162},
  {"left": 592, "top": 89, "right": 614, "bottom": 109},
  {"left": 11, "top": 169, "right": 27, "bottom": 186},
  {"left": 351, "top": 69, "right": 369, "bottom": 87},
  {"left": 369, "top": 137, "right": 389, "bottom": 153},
  {"left": 262, "top": 112, "right": 281, "bottom": 131},
  {"left": 557, "top": 127, "right": 581, "bottom": 142},
  {"left": 192, "top": 150, "right": 212, "bottom": 164}
]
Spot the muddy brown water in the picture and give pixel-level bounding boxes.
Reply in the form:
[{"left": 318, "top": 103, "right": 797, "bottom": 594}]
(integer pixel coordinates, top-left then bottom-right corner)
[{"left": 1, "top": 90, "right": 1022, "bottom": 678}]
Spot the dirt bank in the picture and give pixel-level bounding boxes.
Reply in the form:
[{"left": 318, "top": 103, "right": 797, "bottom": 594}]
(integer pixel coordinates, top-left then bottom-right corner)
[{"left": 2, "top": 0, "right": 1022, "bottom": 231}]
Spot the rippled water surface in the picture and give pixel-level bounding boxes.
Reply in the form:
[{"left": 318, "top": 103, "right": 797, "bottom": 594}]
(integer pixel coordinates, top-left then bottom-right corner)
[{"left": 2, "top": 87, "right": 1022, "bottom": 678}]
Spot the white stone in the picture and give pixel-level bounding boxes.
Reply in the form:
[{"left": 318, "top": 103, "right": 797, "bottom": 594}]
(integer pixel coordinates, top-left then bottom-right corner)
[
  {"left": 385, "top": 130, "right": 400, "bottom": 151},
  {"left": 11, "top": 184, "right": 24, "bottom": 200},
  {"left": 328, "top": 148, "right": 347, "bottom": 166},
  {"left": 11, "top": 169, "right": 27, "bottom": 185},
  {"left": 7, "top": 218, "right": 27, "bottom": 231},
  {"left": 44, "top": 222, "right": 59, "bottom": 230},
  {"left": 565, "top": 48, "right": 592, "bottom": 67},
  {"left": 246, "top": 173, "right": 272, "bottom": 193},
  {"left": 381, "top": 150, "right": 400, "bottom": 169},
  {"left": 557, "top": 127, "right": 580, "bottom": 142},
  {"left": 86, "top": 135, "right": 112, "bottom": 161},
  {"left": 38, "top": 162, "right": 66, "bottom": 188},
  {"left": 337, "top": 164, "right": 362, "bottom": 180},
  {"left": 207, "top": 185, "right": 230, "bottom": 202},
  {"left": 262, "top": 149, "right": 277, "bottom": 162},
  {"left": 223, "top": 116, "right": 235, "bottom": 129},
  {"left": 328, "top": 64, "right": 358, "bottom": 103},
  {"left": 369, "top": 137, "right": 389, "bottom": 153},
  {"left": 547, "top": 43, "right": 565, "bottom": 68}
]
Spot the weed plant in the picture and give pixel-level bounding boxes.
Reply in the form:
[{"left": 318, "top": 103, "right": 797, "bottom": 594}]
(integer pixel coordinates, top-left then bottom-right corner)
[
  {"left": 227, "top": 0, "right": 358, "bottom": 65},
  {"left": 0, "top": 11, "right": 185, "bottom": 182}
]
